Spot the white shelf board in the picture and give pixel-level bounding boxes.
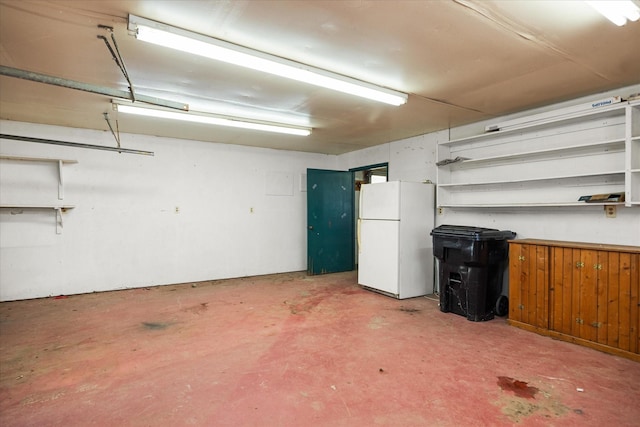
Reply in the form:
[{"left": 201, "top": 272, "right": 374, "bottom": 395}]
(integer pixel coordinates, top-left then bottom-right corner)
[
  {"left": 441, "top": 103, "right": 628, "bottom": 146},
  {"left": 0, "top": 155, "right": 77, "bottom": 163},
  {"left": 437, "top": 202, "right": 626, "bottom": 208},
  {"left": 438, "top": 170, "right": 625, "bottom": 187},
  {"left": 442, "top": 139, "right": 626, "bottom": 167},
  {"left": 0, "top": 204, "right": 75, "bottom": 210}
]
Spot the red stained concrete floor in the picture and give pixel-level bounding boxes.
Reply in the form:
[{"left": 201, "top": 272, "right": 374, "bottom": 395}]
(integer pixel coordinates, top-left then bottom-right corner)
[{"left": 1, "top": 270, "right": 638, "bottom": 426}]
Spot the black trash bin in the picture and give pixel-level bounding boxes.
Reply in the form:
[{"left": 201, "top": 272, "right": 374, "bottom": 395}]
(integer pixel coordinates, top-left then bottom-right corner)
[{"left": 431, "top": 225, "right": 516, "bottom": 321}]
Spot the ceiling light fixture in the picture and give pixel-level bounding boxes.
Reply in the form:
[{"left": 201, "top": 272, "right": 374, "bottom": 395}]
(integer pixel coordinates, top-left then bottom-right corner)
[
  {"left": 113, "top": 102, "right": 311, "bottom": 136},
  {"left": 585, "top": 1, "right": 640, "bottom": 26},
  {"left": 128, "top": 14, "right": 408, "bottom": 106}
]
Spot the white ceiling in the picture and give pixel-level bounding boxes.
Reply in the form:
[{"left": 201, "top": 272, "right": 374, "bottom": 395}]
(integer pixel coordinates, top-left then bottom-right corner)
[{"left": 1, "top": 0, "right": 639, "bottom": 155}]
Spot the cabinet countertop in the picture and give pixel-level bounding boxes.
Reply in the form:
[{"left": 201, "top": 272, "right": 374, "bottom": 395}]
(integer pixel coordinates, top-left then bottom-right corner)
[{"left": 508, "top": 239, "right": 640, "bottom": 253}]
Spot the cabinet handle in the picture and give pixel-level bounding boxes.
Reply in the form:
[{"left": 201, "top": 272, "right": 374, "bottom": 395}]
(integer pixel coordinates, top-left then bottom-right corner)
[
  {"left": 518, "top": 304, "right": 524, "bottom": 310},
  {"left": 575, "top": 317, "right": 584, "bottom": 324},
  {"left": 518, "top": 255, "right": 525, "bottom": 261},
  {"left": 593, "top": 264, "right": 602, "bottom": 270},
  {"left": 591, "top": 322, "right": 602, "bottom": 328},
  {"left": 576, "top": 261, "right": 585, "bottom": 268}
]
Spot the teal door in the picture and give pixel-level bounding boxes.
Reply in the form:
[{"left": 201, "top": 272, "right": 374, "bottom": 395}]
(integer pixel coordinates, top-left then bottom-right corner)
[{"left": 307, "top": 169, "right": 355, "bottom": 275}]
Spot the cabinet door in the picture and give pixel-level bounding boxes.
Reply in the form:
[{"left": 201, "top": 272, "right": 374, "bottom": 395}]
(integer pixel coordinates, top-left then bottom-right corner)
[
  {"left": 550, "top": 247, "right": 575, "bottom": 335},
  {"left": 551, "top": 248, "right": 604, "bottom": 342},
  {"left": 606, "top": 252, "right": 640, "bottom": 354},
  {"left": 575, "top": 249, "right": 602, "bottom": 343},
  {"left": 552, "top": 249, "right": 639, "bottom": 354},
  {"left": 509, "top": 243, "right": 548, "bottom": 328}
]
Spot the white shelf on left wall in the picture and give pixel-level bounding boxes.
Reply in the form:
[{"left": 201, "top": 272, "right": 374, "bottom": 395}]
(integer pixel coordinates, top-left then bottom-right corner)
[
  {"left": 0, "top": 155, "right": 78, "bottom": 234},
  {"left": 0, "top": 155, "right": 78, "bottom": 199}
]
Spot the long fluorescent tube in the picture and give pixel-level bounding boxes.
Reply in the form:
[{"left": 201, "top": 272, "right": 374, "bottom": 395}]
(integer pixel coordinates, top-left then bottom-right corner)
[
  {"left": 114, "top": 102, "right": 311, "bottom": 136},
  {"left": 128, "top": 14, "right": 408, "bottom": 106},
  {"left": 585, "top": 1, "right": 640, "bottom": 26}
]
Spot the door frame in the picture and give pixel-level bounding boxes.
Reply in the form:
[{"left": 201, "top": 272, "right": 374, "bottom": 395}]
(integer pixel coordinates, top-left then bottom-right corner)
[
  {"left": 350, "top": 163, "right": 389, "bottom": 266},
  {"left": 351, "top": 162, "right": 389, "bottom": 190}
]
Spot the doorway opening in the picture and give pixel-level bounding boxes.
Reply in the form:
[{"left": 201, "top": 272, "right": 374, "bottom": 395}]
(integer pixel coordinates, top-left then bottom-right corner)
[
  {"left": 352, "top": 163, "right": 388, "bottom": 190},
  {"left": 350, "top": 163, "right": 388, "bottom": 267}
]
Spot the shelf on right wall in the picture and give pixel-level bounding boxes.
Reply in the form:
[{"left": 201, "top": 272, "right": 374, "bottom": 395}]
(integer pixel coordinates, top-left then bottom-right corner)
[{"left": 436, "top": 100, "right": 640, "bottom": 208}]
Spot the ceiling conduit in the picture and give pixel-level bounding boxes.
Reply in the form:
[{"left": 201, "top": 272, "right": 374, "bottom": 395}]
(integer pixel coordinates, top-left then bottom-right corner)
[
  {"left": 0, "top": 65, "right": 187, "bottom": 111},
  {"left": 0, "top": 134, "right": 154, "bottom": 156}
]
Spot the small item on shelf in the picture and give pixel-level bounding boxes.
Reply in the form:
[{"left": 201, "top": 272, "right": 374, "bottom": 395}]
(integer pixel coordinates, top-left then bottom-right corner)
[
  {"left": 436, "top": 156, "right": 469, "bottom": 166},
  {"left": 579, "top": 193, "right": 625, "bottom": 203}
]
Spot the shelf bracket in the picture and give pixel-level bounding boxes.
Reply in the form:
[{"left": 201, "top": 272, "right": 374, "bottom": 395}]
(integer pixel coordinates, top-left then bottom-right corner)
[
  {"left": 55, "top": 207, "right": 63, "bottom": 234},
  {"left": 58, "top": 159, "right": 64, "bottom": 200}
]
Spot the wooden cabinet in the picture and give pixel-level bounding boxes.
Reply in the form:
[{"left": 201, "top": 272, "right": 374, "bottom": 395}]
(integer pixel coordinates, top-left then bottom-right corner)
[{"left": 508, "top": 239, "right": 640, "bottom": 361}]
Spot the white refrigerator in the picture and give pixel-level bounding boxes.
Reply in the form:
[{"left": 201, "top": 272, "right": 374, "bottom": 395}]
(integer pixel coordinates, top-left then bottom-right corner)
[{"left": 357, "top": 181, "right": 435, "bottom": 299}]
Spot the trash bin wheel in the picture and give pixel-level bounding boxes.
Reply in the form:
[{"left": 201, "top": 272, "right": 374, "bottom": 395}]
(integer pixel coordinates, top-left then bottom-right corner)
[{"left": 495, "top": 295, "right": 508, "bottom": 317}]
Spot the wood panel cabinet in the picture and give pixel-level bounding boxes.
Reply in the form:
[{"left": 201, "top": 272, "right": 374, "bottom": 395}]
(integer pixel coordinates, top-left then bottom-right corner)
[
  {"left": 508, "top": 239, "right": 640, "bottom": 361},
  {"left": 509, "top": 242, "right": 549, "bottom": 329}
]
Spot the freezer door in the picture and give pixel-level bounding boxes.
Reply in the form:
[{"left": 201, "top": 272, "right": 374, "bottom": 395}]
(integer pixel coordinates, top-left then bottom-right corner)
[
  {"left": 358, "top": 219, "right": 400, "bottom": 295},
  {"left": 359, "top": 181, "right": 400, "bottom": 220}
]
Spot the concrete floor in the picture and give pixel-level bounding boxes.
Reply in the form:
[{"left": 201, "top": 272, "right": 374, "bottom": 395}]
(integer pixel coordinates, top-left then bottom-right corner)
[{"left": 1, "top": 270, "right": 638, "bottom": 426}]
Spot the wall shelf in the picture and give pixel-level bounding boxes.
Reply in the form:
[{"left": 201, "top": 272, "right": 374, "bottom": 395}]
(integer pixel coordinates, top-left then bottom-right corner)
[
  {"left": 0, "top": 155, "right": 77, "bottom": 233},
  {"left": 443, "top": 139, "right": 625, "bottom": 168},
  {"left": 439, "top": 171, "right": 625, "bottom": 187},
  {"left": 0, "top": 205, "right": 75, "bottom": 234},
  {"left": 438, "top": 202, "right": 625, "bottom": 208},
  {"left": 437, "top": 100, "right": 639, "bottom": 208},
  {"left": 0, "top": 155, "right": 77, "bottom": 163},
  {"left": 0, "top": 155, "right": 77, "bottom": 200},
  {"left": 0, "top": 204, "right": 75, "bottom": 210},
  {"left": 441, "top": 103, "right": 627, "bottom": 147}
]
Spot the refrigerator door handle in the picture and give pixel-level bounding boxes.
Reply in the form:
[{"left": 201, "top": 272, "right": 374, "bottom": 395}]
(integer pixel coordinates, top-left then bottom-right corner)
[{"left": 357, "top": 186, "right": 363, "bottom": 253}]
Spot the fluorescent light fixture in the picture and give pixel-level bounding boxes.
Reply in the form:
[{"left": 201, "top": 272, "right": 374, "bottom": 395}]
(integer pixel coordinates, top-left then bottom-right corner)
[
  {"left": 128, "top": 14, "right": 408, "bottom": 106},
  {"left": 114, "top": 102, "right": 311, "bottom": 136},
  {"left": 585, "top": 1, "right": 640, "bottom": 26}
]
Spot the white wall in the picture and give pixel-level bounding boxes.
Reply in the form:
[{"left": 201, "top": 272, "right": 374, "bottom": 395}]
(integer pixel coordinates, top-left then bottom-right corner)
[
  {"left": 0, "top": 121, "right": 336, "bottom": 301},
  {"left": 2, "top": 86, "right": 639, "bottom": 301},
  {"left": 337, "top": 130, "right": 444, "bottom": 183}
]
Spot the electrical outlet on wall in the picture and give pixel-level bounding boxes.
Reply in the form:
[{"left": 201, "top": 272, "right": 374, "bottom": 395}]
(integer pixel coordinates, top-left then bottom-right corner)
[{"left": 605, "top": 205, "right": 616, "bottom": 218}]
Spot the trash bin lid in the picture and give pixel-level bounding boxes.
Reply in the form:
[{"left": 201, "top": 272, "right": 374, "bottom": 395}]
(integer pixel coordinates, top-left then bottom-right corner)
[{"left": 430, "top": 224, "right": 516, "bottom": 241}]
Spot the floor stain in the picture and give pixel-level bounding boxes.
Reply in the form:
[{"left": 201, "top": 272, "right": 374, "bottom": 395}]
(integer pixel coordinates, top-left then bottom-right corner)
[
  {"left": 496, "top": 394, "right": 570, "bottom": 423},
  {"left": 368, "top": 316, "right": 388, "bottom": 329},
  {"left": 494, "top": 377, "right": 569, "bottom": 423},
  {"left": 142, "top": 322, "right": 171, "bottom": 330},
  {"left": 497, "top": 376, "right": 538, "bottom": 399},
  {"left": 399, "top": 306, "right": 420, "bottom": 314},
  {"left": 285, "top": 292, "right": 328, "bottom": 314},
  {"left": 182, "top": 302, "right": 209, "bottom": 314}
]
